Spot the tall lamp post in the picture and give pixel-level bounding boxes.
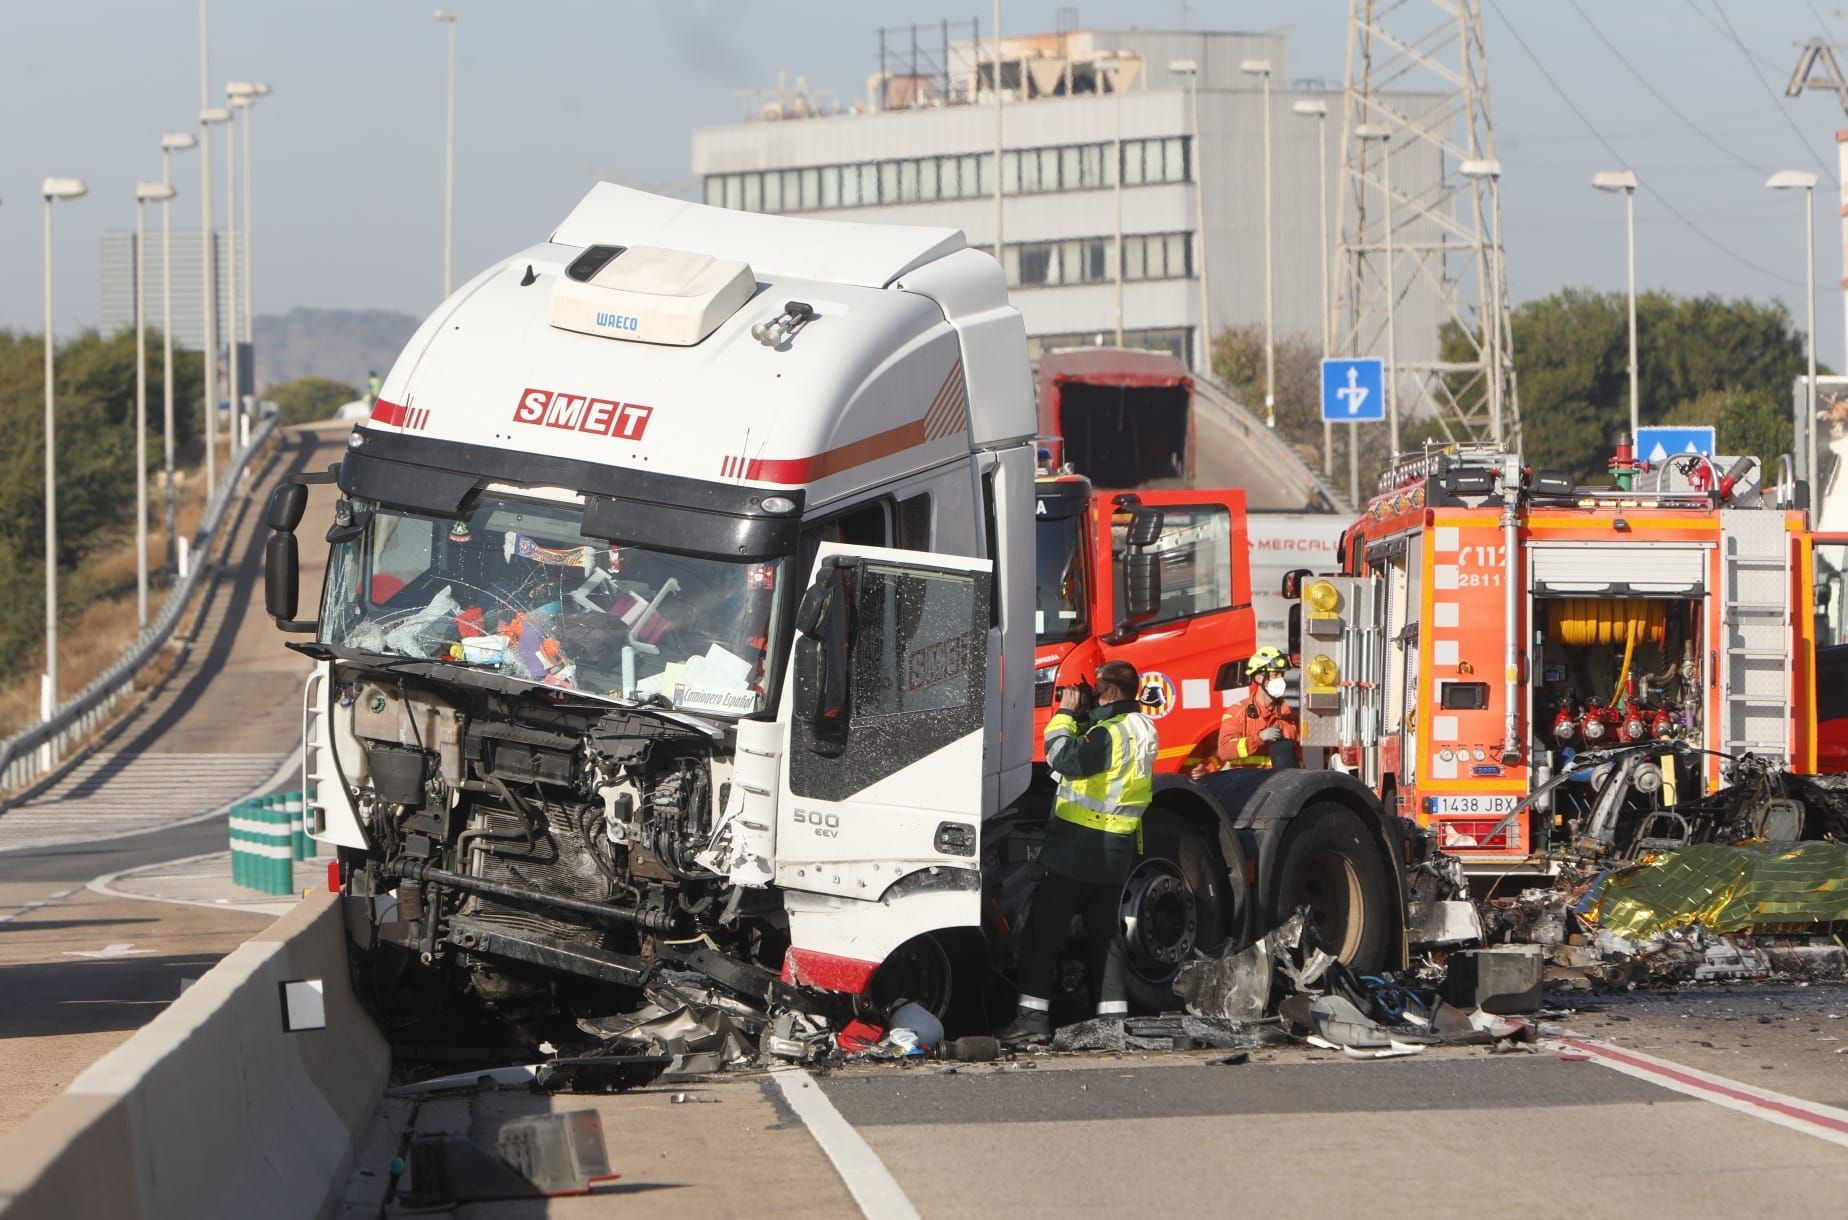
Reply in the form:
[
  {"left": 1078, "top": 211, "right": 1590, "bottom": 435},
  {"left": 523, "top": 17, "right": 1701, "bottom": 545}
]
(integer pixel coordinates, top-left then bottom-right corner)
[
  {"left": 1241, "top": 58, "right": 1275, "bottom": 426},
  {"left": 158, "top": 133, "right": 194, "bottom": 567},
  {"left": 1768, "top": 170, "right": 1820, "bottom": 497},
  {"left": 1356, "top": 123, "right": 1399, "bottom": 462},
  {"left": 1294, "top": 97, "right": 1331, "bottom": 473},
  {"left": 1105, "top": 55, "right": 1127, "bottom": 346},
  {"left": 1591, "top": 170, "right": 1640, "bottom": 445},
  {"left": 199, "top": 105, "right": 230, "bottom": 490},
  {"left": 1460, "top": 159, "right": 1506, "bottom": 447},
  {"left": 225, "top": 91, "right": 246, "bottom": 453},
  {"left": 134, "top": 182, "right": 177, "bottom": 629},
  {"left": 230, "top": 82, "right": 269, "bottom": 380},
  {"left": 1169, "top": 59, "right": 1211, "bottom": 373},
  {"left": 436, "top": 9, "right": 458, "bottom": 298},
  {"left": 992, "top": 0, "right": 1003, "bottom": 262},
  {"left": 41, "top": 177, "right": 87, "bottom": 718}
]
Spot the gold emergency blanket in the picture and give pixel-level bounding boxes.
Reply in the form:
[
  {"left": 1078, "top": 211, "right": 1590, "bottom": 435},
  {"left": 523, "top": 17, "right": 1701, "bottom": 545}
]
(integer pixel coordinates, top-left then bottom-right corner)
[{"left": 1589, "top": 842, "right": 1848, "bottom": 939}]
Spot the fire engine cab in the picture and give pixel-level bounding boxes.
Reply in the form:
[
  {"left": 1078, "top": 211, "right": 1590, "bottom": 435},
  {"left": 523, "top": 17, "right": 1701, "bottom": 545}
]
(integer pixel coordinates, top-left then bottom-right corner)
[{"left": 1292, "top": 439, "right": 1818, "bottom": 873}]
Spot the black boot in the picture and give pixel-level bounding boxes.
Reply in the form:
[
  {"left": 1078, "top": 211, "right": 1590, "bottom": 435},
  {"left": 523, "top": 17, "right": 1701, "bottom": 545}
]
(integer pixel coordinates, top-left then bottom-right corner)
[{"left": 996, "top": 1006, "right": 1052, "bottom": 1046}]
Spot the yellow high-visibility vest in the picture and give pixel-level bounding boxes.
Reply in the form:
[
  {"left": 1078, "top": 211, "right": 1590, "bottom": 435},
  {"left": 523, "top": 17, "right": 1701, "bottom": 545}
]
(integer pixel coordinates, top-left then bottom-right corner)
[{"left": 1045, "top": 710, "right": 1157, "bottom": 837}]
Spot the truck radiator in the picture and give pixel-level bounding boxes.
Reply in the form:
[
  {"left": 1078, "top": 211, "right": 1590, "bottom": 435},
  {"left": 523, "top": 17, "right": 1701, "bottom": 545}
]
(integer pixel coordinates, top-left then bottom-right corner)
[{"left": 458, "top": 806, "right": 622, "bottom": 944}]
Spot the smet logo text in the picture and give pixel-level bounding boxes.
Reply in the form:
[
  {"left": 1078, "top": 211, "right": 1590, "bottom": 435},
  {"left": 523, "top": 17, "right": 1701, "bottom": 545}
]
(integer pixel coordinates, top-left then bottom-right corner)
[{"left": 514, "top": 388, "right": 653, "bottom": 441}]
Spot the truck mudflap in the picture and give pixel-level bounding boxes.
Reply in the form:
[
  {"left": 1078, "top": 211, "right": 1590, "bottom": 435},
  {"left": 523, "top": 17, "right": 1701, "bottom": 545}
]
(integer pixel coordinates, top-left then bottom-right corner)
[{"left": 1189, "top": 768, "right": 1411, "bottom": 972}]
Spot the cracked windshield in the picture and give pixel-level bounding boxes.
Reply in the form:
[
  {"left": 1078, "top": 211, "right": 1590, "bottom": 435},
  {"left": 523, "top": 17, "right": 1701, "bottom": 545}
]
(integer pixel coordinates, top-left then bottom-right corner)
[{"left": 320, "top": 494, "right": 783, "bottom": 716}]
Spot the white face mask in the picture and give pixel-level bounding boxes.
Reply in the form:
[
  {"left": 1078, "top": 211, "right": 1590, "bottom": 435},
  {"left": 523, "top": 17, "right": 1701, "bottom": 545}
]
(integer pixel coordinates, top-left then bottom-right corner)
[{"left": 1265, "top": 676, "right": 1288, "bottom": 699}]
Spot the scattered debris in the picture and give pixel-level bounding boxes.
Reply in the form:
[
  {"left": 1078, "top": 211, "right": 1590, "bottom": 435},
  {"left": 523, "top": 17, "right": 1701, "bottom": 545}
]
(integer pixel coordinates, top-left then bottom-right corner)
[{"left": 402, "top": 1109, "right": 616, "bottom": 1207}]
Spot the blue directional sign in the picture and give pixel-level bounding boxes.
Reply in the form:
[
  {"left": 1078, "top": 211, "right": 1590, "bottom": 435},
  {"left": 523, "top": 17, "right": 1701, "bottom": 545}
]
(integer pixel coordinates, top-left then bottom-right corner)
[
  {"left": 1321, "top": 358, "right": 1386, "bottom": 423},
  {"left": 1635, "top": 425, "right": 1716, "bottom": 465}
]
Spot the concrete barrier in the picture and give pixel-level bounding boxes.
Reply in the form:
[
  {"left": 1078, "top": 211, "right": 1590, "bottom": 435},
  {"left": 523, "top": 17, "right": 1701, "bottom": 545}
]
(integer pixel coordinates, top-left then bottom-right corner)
[{"left": 0, "top": 891, "right": 389, "bottom": 1220}]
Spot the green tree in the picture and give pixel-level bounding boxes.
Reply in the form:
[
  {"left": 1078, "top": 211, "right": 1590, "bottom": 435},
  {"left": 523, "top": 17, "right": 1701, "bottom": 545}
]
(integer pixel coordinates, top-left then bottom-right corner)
[
  {"left": 1441, "top": 289, "right": 1811, "bottom": 481},
  {"left": 270, "top": 375, "right": 359, "bottom": 426},
  {"left": 0, "top": 327, "right": 203, "bottom": 682}
]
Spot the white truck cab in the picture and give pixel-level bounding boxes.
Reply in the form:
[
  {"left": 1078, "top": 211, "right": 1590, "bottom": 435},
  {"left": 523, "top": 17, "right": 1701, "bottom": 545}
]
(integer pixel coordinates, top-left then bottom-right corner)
[{"left": 265, "top": 185, "right": 1037, "bottom": 1014}]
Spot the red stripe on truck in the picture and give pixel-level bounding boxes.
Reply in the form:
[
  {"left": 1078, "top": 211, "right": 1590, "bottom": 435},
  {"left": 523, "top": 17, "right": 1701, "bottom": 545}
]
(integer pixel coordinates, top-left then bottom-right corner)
[
  {"left": 781, "top": 946, "right": 882, "bottom": 995},
  {"left": 370, "top": 398, "right": 408, "bottom": 426}
]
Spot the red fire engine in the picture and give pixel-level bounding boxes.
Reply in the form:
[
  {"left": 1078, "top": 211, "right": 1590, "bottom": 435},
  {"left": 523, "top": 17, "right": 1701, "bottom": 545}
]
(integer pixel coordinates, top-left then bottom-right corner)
[{"left": 1292, "top": 440, "right": 1821, "bottom": 872}]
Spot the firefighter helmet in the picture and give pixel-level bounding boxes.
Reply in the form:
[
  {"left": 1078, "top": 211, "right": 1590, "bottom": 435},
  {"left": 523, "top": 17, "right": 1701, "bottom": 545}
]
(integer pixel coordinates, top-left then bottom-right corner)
[{"left": 1249, "top": 646, "right": 1288, "bottom": 673}]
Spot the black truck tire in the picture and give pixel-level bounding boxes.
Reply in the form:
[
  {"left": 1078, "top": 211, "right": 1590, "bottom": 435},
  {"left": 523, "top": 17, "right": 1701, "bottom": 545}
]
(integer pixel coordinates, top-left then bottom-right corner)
[
  {"left": 1272, "top": 801, "right": 1393, "bottom": 975},
  {"left": 1122, "top": 809, "right": 1230, "bottom": 1012}
]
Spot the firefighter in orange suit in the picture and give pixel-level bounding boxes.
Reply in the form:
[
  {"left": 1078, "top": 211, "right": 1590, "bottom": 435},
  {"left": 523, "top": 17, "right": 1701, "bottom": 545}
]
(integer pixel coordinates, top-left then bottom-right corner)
[{"left": 1218, "top": 646, "right": 1300, "bottom": 769}]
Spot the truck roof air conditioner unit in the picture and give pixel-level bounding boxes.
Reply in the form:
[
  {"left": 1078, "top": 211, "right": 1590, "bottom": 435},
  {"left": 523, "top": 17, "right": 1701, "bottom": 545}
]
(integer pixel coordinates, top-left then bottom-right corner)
[{"left": 549, "top": 243, "right": 756, "bottom": 346}]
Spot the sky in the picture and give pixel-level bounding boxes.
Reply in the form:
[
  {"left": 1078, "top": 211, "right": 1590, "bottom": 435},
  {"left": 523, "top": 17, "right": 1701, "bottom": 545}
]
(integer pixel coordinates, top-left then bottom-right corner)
[{"left": 6, "top": 1, "right": 1848, "bottom": 365}]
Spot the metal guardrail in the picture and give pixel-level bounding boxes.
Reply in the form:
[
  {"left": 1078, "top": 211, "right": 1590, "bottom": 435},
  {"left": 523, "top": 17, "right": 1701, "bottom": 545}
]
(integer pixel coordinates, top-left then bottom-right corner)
[
  {"left": 1190, "top": 374, "right": 1352, "bottom": 516},
  {"left": 0, "top": 413, "right": 282, "bottom": 795}
]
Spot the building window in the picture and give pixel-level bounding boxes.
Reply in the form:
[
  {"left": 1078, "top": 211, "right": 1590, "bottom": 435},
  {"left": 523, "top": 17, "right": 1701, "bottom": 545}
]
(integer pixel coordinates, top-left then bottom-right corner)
[
  {"left": 704, "top": 135, "right": 1190, "bottom": 215},
  {"left": 1003, "top": 231, "right": 1191, "bottom": 290},
  {"left": 1018, "top": 243, "right": 1054, "bottom": 286}
]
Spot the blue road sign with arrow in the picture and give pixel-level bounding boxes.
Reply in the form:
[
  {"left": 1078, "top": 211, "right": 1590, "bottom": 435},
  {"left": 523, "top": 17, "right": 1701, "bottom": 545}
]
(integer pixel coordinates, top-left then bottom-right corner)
[
  {"left": 1634, "top": 425, "right": 1716, "bottom": 464},
  {"left": 1321, "top": 358, "right": 1386, "bottom": 423}
]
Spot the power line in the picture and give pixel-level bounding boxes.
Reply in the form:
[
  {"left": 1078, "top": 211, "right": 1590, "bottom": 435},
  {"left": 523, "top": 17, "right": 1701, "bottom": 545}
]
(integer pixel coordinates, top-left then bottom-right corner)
[
  {"left": 1700, "top": 0, "right": 1834, "bottom": 176},
  {"left": 1567, "top": 0, "right": 1769, "bottom": 178},
  {"left": 1489, "top": 0, "right": 1804, "bottom": 289}
]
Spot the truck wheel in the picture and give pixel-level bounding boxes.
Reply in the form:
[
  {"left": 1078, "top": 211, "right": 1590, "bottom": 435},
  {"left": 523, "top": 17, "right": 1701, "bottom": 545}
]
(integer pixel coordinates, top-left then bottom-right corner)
[
  {"left": 1273, "top": 801, "right": 1391, "bottom": 974},
  {"left": 1121, "top": 810, "right": 1229, "bottom": 1012}
]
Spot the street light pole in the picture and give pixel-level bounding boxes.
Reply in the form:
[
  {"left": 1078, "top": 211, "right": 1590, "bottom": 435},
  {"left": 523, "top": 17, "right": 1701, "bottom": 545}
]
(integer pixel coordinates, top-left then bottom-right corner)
[
  {"left": 1242, "top": 59, "right": 1275, "bottom": 426},
  {"left": 1110, "top": 56, "right": 1125, "bottom": 346},
  {"left": 159, "top": 133, "right": 194, "bottom": 568},
  {"left": 41, "top": 178, "right": 87, "bottom": 717},
  {"left": 1294, "top": 98, "right": 1331, "bottom": 473},
  {"left": 1461, "top": 159, "right": 1505, "bottom": 447},
  {"left": 134, "top": 184, "right": 176, "bottom": 628},
  {"left": 199, "top": 106, "right": 229, "bottom": 491},
  {"left": 1592, "top": 171, "right": 1641, "bottom": 444},
  {"left": 1769, "top": 170, "right": 1821, "bottom": 496},
  {"left": 992, "top": 0, "right": 1003, "bottom": 263},
  {"left": 225, "top": 94, "right": 245, "bottom": 453},
  {"left": 1170, "top": 60, "right": 1210, "bottom": 373},
  {"left": 437, "top": 9, "right": 458, "bottom": 298}
]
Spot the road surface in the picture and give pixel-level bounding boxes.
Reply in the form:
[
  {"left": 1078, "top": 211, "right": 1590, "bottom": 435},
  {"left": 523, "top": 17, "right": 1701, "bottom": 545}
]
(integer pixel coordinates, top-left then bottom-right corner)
[
  {"left": 0, "top": 423, "right": 345, "bottom": 1136},
  {"left": 360, "top": 981, "right": 1848, "bottom": 1218}
]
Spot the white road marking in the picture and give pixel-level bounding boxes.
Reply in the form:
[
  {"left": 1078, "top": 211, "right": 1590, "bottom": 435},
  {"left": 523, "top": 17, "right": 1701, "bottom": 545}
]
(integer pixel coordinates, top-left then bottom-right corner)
[
  {"left": 769, "top": 1067, "right": 920, "bottom": 1220},
  {"left": 62, "top": 943, "right": 156, "bottom": 959},
  {"left": 1562, "top": 1036, "right": 1848, "bottom": 1150}
]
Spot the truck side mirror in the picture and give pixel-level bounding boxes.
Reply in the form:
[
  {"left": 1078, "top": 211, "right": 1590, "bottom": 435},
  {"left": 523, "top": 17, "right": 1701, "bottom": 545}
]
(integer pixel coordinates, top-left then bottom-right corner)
[
  {"left": 794, "top": 561, "right": 853, "bottom": 754},
  {"left": 1281, "top": 566, "right": 1312, "bottom": 599},
  {"left": 267, "top": 481, "right": 308, "bottom": 532},
  {"left": 1123, "top": 551, "right": 1161, "bottom": 622},
  {"left": 1126, "top": 507, "right": 1163, "bottom": 548},
  {"left": 265, "top": 532, "right": 300, "bottom": 622}
]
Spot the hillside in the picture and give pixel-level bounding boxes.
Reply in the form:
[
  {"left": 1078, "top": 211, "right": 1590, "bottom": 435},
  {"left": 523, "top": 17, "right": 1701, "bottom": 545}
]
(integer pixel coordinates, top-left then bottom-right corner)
[{"left": 254, "top": 306, "right": 420, "bottom": 390}]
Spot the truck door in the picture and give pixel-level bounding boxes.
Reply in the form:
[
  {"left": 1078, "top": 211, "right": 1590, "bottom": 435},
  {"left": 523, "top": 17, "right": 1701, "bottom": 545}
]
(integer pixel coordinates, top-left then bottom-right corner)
[
  {"left": 1808, "top": 532, "right": 1848, "bottom": 772},
  {"left": 1103, "top": 491, "right": 1254, "bottom": 767},
  {"left": 776, "top": 543, "right": 992, "bottom": 898}
]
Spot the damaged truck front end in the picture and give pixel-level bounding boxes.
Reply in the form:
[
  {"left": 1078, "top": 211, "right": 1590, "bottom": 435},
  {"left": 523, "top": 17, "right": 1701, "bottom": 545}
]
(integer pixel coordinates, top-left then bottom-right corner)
[{"left": 272, "top": 456, "right": 998, "bottom": 1039}]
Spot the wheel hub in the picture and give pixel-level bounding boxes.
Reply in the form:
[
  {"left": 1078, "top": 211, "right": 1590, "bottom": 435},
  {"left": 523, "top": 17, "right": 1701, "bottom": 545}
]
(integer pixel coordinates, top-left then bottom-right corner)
[{"left": 1120, "top": 865, "right": 1199, "bottom": 975}]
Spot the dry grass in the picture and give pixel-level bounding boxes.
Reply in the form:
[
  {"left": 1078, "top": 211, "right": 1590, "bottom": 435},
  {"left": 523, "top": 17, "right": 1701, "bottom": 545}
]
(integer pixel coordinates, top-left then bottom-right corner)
[{"left": 0, "top": 465, "right": 224, "bottom": 739}]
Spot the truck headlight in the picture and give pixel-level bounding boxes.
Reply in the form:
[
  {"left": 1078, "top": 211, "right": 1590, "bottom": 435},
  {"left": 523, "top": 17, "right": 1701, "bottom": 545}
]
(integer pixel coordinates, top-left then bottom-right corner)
[
  {"left": 1307, "top": 580, "right": 1340, "bottom": 613},
  {"left": 1034, "top": 663, "right": 1058, "bottom": 708},
  {"left": 1306, "top": 654, "right": 1339, "bottom": 687}
]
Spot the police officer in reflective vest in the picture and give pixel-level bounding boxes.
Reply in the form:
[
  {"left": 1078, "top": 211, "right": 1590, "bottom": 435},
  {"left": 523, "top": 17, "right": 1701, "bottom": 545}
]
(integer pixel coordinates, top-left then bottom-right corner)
[{"left": 1000, "top": 659, "right": 1158, "bottom": 1044}]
